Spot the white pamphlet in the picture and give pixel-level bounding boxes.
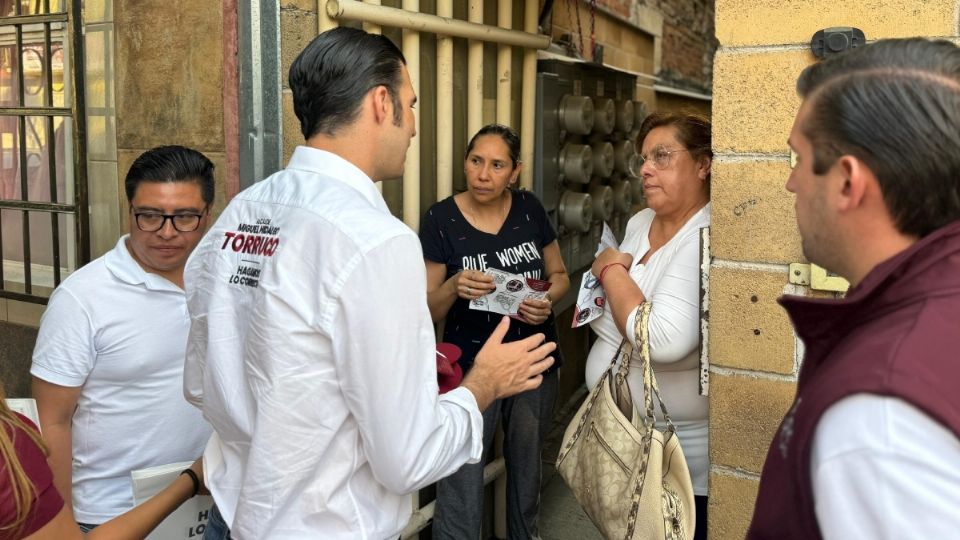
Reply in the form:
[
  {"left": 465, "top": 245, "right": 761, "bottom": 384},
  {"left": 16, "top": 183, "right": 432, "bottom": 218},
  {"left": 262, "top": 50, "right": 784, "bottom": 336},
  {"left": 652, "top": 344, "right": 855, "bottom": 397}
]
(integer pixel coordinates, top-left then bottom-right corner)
[
  {"left": 131, "top": 462, "right": 213, "bottom": 540},
  {"left": 5, "top": 398, "right": 39, "bottom": 426},
  {"left": 572, "top": 222, "right": 620, "bottom": 328},
  {"left": 469, "top": 267, "right": 551, "bottom": 317}
]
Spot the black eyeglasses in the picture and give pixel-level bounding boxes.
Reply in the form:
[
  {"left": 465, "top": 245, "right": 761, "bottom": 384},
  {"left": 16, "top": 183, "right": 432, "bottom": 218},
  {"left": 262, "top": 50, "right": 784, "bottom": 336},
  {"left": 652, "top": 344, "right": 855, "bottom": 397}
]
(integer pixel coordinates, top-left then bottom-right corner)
[{"left": 133, "top": 212, "right": 205, "bottom": 232}]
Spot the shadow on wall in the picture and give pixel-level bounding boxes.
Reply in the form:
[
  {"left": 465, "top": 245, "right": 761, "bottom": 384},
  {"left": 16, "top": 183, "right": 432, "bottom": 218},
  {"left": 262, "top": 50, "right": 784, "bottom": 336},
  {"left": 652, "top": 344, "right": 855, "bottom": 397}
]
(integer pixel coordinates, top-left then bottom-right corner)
[{"left": 0, "top": 322, "right": 38, "bottom": 398}]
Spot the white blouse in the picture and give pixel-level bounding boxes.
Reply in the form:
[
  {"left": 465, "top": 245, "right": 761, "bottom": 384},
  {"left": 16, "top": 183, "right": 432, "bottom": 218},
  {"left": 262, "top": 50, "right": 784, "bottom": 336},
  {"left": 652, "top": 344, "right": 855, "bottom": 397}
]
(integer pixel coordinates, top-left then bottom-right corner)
[
  {"left": 591, "top": 203, "right": 711, "bottom": 368},
  {"left": 586, "top": 203, "right": 711, "bottom": 495}
]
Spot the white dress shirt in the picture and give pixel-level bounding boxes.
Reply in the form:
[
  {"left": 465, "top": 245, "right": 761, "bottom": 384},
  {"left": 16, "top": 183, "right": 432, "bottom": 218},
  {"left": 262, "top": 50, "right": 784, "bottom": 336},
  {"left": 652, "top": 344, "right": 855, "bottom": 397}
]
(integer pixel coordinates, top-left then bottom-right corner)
[
  {"left": 811, "top": 393, "right": 960, "bottom": 539},
  {"left": 184, "top": 146, "right": 484, "bottom": 539}
]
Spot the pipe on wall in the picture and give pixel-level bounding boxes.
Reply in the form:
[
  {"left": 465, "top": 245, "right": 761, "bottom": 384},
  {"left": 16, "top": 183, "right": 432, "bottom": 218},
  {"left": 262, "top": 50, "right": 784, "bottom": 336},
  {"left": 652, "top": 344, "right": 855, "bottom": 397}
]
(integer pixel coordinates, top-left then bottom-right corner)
[
  {"left": 436, "top": 0, "right": 453, "bottom": 201},
  {"left": 467, "top": 0, "right": 484, "bottom": 139},
  {"left": 495, "top": 0, "right": 512, "bottom": 127},
  {"left": 363, "top": 1, "right": 384, "bottom": 193},
  {"left": 362, "top": 0, "right": 381, "bottom": 34},
  {"left": 519, "top": 0, "right": 537, "bottom": 190},
  {"left": 318, "top": 0, "right": 337, "bottom": 32},
  {"left": 401, "top": 0, "right": 421, "bottom": 229},
  {"left": 493, "top": 7, "right": 513, "bottom": 537},
  {"left": 327, "top": 0, "right": 550, "bottom": 49}
]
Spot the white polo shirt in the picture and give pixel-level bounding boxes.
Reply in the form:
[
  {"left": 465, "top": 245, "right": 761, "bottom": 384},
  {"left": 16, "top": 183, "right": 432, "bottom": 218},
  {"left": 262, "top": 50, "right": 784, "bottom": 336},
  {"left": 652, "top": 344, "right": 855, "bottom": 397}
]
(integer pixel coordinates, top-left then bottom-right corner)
[
  {"left": 184, "top": 146, "right": 484, "bottom": 540},
  {"left": 31, "top": 235, "right": 212, "bottom": 524}
]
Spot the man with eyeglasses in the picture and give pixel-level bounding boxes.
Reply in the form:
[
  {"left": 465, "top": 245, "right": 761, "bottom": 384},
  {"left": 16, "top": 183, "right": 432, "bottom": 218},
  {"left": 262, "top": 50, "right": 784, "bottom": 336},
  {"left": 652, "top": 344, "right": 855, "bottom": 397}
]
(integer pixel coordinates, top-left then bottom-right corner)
[{"left": 31, "top": 145, "right": 214, "bottom": 530}]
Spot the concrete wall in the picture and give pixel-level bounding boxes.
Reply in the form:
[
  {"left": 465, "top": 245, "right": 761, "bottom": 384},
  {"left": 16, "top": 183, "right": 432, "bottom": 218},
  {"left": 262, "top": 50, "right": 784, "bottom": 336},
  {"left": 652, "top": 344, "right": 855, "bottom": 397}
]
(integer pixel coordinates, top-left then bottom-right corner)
[
  {"left": 708, "top": 2, "right": 960, "bottom": 538},
  {"left": 115, "top": 0, "right": 230, "bottom": 224}
]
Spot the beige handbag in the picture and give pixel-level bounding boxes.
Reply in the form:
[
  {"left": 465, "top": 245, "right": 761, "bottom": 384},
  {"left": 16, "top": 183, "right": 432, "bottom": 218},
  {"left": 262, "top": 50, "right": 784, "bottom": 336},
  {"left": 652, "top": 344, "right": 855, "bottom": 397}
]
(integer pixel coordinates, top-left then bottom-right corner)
[{"left": 557, "top": 303, "right": 696, "bottom": 539}]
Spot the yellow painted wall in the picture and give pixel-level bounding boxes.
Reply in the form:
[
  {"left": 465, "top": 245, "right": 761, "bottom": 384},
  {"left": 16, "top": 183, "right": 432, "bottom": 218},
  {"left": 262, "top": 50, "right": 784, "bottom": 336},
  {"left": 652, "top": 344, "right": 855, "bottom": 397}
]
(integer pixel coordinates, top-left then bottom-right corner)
[{"left": 708, "top": 1, "right": 960, "bottom": 537}]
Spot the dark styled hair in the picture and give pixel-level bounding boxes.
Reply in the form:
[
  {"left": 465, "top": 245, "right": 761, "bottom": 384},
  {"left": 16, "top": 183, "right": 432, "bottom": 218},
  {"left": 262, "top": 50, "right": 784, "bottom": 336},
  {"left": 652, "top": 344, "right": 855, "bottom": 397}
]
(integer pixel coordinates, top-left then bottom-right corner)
[
  {"left": 636, "top": 111, "right": 712, "bottom": 181},
  {"left": 465, "top": 124, "right": 521, "bottom": 168},
  {"left": 289, "top": 27, "right": 407, "bottom": 139},
  {"left": 124, "top": 145, "right": 215, "bottom": 205},
  {"left": 797, "top": 38, "right": 960, "bottom": 237}
]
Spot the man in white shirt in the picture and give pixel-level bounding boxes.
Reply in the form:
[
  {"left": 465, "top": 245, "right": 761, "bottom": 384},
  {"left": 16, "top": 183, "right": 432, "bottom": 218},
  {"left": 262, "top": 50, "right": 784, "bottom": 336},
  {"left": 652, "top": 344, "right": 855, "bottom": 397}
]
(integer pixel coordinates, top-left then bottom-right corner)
[
  {"left": 184, "top": 27, "right": 556, "bottom": 540},
  {"left": 31, "top": 146, "right": 214, "bottom": 528},
  {"left": 746, "top": 38, "right": 960, "bottom": 539}
]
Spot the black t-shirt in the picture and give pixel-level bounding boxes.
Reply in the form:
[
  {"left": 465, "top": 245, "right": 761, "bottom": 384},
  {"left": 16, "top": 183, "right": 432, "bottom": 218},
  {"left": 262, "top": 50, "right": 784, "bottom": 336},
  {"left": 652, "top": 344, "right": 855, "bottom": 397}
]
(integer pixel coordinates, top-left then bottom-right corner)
[{"left": 420, "top": 189, "right": 562, "bottom": 372}]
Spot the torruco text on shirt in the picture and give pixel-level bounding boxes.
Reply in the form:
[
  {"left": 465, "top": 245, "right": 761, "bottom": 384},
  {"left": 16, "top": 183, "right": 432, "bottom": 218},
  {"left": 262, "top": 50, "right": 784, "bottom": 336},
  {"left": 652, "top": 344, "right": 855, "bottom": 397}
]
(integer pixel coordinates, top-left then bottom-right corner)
[{"left": 221, "top": 218, "right": 281, "bottom": 288}]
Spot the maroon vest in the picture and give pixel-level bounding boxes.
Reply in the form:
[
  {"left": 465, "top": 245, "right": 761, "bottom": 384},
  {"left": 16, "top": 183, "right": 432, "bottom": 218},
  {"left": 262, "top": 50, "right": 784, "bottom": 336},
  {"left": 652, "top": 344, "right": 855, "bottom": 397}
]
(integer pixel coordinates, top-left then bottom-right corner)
[{"left": 746, "top": 221, "right": 960, "bottom": 539}]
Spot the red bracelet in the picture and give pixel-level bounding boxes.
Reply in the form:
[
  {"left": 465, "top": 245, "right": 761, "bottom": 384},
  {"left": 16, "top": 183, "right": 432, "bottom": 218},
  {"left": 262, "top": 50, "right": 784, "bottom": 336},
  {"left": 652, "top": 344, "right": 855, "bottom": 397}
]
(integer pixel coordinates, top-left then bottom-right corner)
[{"left": 598, "top": 262, "right": 628, "bottom": 285}]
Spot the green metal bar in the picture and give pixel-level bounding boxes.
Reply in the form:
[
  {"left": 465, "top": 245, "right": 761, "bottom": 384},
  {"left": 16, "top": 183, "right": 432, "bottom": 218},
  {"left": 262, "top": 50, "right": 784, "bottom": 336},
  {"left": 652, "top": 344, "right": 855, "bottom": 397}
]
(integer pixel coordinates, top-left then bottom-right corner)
[
  {"left": 0, "top": 106, "right": 71, "bottom": 116},
  {"left": 0, "top": 14, "right": 68, "bottom": 26},
  {"left": 0, "top": 207, "right": 4, "bottom": 285},
  {"left": 0, "top": 289, "right": 49, "bottom": 305},
  {"left": 43, "top": 21, "right": 60, "bottom": 285},
  {"left": 68, "top": 0, "right": 88, "bottom": 266},
  {"left": 0, "top": 199, "right": 74, "bottom": 212},
  {"left": 15, "top": 20, "right": 32, "bottom": 295},
  {"left": 43, "top": 23, "right": 52, "bottom": 108}
]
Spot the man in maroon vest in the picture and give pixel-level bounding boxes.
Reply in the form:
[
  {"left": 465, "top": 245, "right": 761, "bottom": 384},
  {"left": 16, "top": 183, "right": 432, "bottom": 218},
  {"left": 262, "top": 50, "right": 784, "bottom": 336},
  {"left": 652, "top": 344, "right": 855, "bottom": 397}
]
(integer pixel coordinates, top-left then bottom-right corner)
[{"left": 747, "top": 38, "right": 960, "bottom": 539}]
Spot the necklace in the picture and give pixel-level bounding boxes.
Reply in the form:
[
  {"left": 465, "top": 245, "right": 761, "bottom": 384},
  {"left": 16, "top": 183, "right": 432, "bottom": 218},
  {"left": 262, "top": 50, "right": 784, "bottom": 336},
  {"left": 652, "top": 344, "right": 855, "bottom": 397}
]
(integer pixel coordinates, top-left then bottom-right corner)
[{"left": 464, "top": 191, "right": 510, "bottom": 234}]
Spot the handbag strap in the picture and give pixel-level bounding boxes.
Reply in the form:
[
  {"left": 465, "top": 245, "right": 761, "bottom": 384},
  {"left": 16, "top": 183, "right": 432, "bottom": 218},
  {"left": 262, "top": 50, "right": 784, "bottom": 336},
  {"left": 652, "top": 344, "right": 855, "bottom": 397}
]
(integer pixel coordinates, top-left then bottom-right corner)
[
  {"left": 635, "top": 303, "right": 677, "bottom": 434},
  {"left": 623, "top": 302, "right": 679, "bottom": 539}
]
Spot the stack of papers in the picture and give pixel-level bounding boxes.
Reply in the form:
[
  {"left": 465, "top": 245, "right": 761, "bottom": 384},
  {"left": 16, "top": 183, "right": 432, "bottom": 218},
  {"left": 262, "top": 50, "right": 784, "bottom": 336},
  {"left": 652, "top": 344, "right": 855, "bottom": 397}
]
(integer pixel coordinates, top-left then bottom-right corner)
[
  {"left": 131, "top": 462, "right": 213, "bottom": 540},
  {"left": 469, "top": 267, "right": 550, "bottom": 317},
  {"left": 572, "top": 222, "right": 620, "bottom": 328},
  {"left": 5, "top": 398, "right": 39, "bottom": 425}
]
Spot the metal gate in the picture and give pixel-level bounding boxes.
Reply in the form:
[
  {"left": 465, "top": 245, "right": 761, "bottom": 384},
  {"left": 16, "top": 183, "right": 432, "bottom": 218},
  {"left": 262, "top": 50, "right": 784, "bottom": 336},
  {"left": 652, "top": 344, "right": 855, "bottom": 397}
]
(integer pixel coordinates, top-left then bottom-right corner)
[{"left": 0, "top": 0, "right": 86, "bottom": 304}]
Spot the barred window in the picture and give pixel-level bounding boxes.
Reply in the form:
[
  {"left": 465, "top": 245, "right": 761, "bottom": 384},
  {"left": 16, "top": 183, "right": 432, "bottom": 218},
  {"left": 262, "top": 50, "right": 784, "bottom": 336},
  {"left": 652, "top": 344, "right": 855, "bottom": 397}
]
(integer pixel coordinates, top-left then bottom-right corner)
[{"left": 0, "top": 0, "right": 88, "bottom": 304}]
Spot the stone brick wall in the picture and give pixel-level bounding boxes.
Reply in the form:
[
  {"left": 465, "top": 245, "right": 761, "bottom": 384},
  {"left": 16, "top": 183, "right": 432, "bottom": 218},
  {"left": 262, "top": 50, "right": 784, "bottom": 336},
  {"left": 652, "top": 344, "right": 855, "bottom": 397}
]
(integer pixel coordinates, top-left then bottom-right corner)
[
  {"left": 280, "top": 0, "right": 320, "bottom": 165},
  {"left": 115, "top": 0, "right": 229, "bottom": 224},
  {"left": 708, "top": 1, "right": 960, "bottom": 538},
  {"left": 551, "top": 2, "right": 657, "bottom": 75},
  {"left": 549, "top": 1, "right": 714, "bottom": 114},
  {"left": 560, "top": 0, "right": 717, "bottom": 92},
  {"left": 634, "top": 0, "right": 715, "bottom": 93}
]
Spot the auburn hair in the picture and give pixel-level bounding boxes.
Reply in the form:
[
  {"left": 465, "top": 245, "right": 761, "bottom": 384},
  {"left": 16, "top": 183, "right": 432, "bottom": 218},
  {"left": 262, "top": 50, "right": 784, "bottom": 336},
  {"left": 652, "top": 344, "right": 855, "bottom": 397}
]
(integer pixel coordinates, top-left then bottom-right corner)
[{"left": 0, "top": 386, "right": 48, "bottom": 539}]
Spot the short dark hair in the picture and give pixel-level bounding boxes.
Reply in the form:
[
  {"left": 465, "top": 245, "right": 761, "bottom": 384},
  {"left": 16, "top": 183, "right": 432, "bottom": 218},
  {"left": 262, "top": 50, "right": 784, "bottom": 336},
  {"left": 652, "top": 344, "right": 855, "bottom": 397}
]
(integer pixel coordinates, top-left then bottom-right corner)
[
  {"left": 124, "top": 145, "right": 215, "bottom": 205},
  {"left": 797, "top": 38, "right": 960, "bottom": 238},
  {"left": 636, "top": 111, "right": 712, "bottom": 181},
  {"left": 289, "top": 27, "right": 407, "bottom": 139},
  {"left": 465, "top": 124, "right": 521, "bottom": 168}
]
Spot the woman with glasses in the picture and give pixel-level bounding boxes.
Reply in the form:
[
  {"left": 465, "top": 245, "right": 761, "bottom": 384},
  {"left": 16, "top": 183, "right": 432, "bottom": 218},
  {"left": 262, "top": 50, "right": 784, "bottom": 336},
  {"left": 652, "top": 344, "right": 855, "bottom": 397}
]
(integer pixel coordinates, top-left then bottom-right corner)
[
  {"left": 420, "top": 124, "right": 569, "bottom": 539},
  {"left": 586, "top": 112, "right": 712, "bottom": 540}
]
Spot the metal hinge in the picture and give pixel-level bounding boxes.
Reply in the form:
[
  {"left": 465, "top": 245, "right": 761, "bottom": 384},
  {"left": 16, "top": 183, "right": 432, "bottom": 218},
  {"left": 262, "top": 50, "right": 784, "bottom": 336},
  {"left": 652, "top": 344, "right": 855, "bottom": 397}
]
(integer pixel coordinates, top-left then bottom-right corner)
[{"left": 788, "top": 263, "right": 849, "bottom": 293}]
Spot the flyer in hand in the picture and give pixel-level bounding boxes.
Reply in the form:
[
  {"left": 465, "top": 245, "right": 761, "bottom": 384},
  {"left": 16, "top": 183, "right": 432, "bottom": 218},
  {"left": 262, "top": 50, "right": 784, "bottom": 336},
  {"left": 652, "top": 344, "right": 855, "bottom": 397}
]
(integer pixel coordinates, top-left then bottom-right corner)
[
  {"left": 4, "top": 398, "right": 39, "bottom": 426},
  {"left": 469, "top": 267, "right": 550, "bottom": 317},
  {"left": 572, "top": 272, "right": 606, "bottom": 328},
  {"left": 131, "top": 462, "right": 213, "bottom": 540},
  {"left": 572, "top": 222, "right": 620, "bottom": 328}
]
